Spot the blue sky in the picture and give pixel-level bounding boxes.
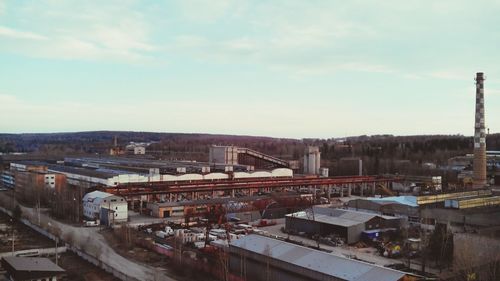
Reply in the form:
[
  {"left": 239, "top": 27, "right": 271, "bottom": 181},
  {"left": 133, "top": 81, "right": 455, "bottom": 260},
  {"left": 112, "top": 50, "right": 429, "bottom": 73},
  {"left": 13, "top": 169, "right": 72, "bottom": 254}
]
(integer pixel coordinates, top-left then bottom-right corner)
[{"left": 1, "top": 0, "right": 499, "bottom": 138}]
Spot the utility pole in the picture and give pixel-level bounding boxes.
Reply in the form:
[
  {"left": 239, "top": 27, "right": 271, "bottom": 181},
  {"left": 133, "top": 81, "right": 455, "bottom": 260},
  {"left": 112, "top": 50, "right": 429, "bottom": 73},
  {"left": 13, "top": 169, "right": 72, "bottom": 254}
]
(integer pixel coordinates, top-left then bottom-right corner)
[
  {"left": 10, "top": 219, "right": 15, "bottom": 255},
  {"left": 48, "top": 222, "right": 58, "bottom": 265},
  {"left": 55, "top": 237, "right": 58, "bottom": 265}
]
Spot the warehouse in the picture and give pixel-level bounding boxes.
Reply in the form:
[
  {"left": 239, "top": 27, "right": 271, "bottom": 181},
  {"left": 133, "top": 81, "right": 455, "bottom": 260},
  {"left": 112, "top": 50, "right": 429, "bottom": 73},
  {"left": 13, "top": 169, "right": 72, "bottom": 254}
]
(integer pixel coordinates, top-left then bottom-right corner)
[
  {"left": 82, "top": 190, "right": 128, "bottom": 224},
  {"left": 229, "top": 234, "right": 409, "bottom": 281},
  {"left": 285, "top": 207, "right": 402, "bottom": 244},
  {"left": 346, "top": 196, "right": 420, "bottom": 225},
  {"left": 1, "top": 256, "right": 65, "bottom": 281},
  {"left": 445, "top": 195, "right": 500, "bottom": 209},
  {"left": 420, "top": 205, "right": 500, "bottom": 232}
]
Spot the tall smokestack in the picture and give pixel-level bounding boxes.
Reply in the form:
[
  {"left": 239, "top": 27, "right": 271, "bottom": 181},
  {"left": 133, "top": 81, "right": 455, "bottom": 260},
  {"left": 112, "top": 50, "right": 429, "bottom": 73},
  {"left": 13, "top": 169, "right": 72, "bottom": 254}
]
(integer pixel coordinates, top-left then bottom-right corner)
[{"left": 473, "top": 72, "right": 487, "bottom": 188}]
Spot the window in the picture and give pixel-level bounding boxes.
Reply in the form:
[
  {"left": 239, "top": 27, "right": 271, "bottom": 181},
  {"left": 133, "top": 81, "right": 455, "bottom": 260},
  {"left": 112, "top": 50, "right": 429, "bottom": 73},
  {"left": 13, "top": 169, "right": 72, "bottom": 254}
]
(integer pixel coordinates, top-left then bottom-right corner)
[{"left": 408, "top": 216, "right": 419, "bottom": 223}]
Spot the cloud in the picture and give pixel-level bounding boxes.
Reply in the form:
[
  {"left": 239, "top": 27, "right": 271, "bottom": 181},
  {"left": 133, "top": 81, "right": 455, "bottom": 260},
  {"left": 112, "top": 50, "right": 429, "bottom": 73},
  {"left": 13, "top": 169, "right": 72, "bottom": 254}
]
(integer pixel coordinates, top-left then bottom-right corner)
[
  {"left": 0, "top": 26, "right": 48, "bottom": 40},
  {"left": 430, "top": 70, "right": 471, "bottom": 80},
  {"left": 0, "top": 1, "right": 156, "bottom": 63}
]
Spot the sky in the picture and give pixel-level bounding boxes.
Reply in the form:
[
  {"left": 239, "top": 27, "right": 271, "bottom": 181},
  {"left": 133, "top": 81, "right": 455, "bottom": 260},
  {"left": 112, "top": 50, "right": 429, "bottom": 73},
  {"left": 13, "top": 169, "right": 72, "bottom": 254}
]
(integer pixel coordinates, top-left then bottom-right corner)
[{"left": 1, "top": 0, "right": 500, "bottom": 139}]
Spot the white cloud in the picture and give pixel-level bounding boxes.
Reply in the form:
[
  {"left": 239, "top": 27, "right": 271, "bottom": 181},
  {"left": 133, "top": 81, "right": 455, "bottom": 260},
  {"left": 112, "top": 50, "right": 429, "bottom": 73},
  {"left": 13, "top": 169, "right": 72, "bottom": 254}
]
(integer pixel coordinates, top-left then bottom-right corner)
[
  {"left": 430, "top": 70, "right": 471, "bottom": 80},
  {"left": 0, "top": 26, "right": 47, "bottom": 40},
  {"left": 0, "top": 1, "right": 156, "bottom": 63}
]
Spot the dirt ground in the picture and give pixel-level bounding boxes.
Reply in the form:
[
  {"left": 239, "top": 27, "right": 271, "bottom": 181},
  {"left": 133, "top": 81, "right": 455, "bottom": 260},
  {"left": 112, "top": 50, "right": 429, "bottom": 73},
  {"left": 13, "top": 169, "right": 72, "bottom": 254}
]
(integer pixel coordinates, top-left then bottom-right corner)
[{"left": 100, "top": 228, "right": 167, "bottom": 267}]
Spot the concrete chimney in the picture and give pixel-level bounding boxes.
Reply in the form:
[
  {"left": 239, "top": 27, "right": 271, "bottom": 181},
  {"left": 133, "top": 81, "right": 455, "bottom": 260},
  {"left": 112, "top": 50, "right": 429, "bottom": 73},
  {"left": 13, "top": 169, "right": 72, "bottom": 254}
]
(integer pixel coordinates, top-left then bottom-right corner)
[{"left": 473, "top": 72, "right": 487, "bottom": 188}]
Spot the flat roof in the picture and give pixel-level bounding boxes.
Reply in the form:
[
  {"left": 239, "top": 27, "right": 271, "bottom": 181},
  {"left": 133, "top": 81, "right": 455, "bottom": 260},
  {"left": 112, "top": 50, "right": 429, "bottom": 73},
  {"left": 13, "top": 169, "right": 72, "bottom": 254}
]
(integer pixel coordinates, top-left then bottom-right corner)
[
  {"left": 366, "top": 196, "right": 418, "bottom": 207},
  {"left": 2, "top": 257, "right": 65, "bottom": 273},
  {"left": 230, "top": 235, "right": 406, "bottom": 281},
  {"left": 47, "top": 165, "right": 118, "bottom": 179},
  {"left": 83, "top": 190, "right": 115, "bottom": 200},
  {"left": 10, "top": 160, "right": 49, "bottom": 167},
  {"left": 287, "top": 208, "right": 399, "bottom": 227}
]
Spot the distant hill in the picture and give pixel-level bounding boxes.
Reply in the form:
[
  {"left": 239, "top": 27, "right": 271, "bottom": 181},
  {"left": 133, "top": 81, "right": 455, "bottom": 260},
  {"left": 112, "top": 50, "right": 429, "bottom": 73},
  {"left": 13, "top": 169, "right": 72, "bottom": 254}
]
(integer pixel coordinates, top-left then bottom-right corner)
[
  {"left": 1, "top": 131, "right": 499, "bottom": 178},
  {"left": 0, "top": 131, "right": 301, "bottom": 155}
]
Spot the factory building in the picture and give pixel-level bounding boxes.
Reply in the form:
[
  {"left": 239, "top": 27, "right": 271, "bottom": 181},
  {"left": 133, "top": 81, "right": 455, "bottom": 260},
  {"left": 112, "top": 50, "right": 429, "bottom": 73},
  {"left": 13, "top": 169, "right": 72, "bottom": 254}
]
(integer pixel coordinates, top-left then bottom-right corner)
[
  {"left": 445, "top": 195, "right": 500, "bottom": 209},
  {"left": 346, "top": 196, "right": 420, "bottom": 225},
  {"left": 285, "top": 207, "right": 402, "bottom": 244},
  {"left": 473, "top": 72, "right": 487, "bottom": 188},
  {"left": 82, "top": 190, "right": 128, "bottom": 224},
  {"left": 229, "top": 234, "right": 409, "bottom": 281},
  {"left": 303, "top": 146, "right": 320, "bottom": 175},
  {"left": 48, "top": 162, "right": 292, "bottom": 188},
  {"left": 125, "top": 143, "right": 146, "bottom": 155},
  {"left": 420, "top": 206, "right": 500, "bottom": 232},
  {"left": 9, "top": 161, "right": 67, "bottom": 205},
  {"left": 209, "top": 145, "right": 238, "bottom": 165},
  {"left": 209, "top": 145, "right": 291, "bottom": 170}
]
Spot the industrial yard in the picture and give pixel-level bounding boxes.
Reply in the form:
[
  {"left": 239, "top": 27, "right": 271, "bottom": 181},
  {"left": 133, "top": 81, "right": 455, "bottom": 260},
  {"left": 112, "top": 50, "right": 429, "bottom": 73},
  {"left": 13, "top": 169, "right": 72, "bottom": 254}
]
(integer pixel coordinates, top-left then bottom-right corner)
[
  {"left": 1, "top": 122, "right": 500, "bottom": 281},
  {"left": 1, "top": 1, "right": 500, "bottom": 280}
]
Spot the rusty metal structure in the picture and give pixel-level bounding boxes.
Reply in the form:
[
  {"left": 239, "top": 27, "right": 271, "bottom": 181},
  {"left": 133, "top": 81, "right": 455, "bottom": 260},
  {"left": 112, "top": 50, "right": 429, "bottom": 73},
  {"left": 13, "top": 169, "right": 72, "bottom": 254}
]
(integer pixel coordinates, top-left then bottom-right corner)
[
  {"left": 102, "top": 175, "right": 398, "bottom": 199},
  {"left": 209, "top": 145, "right": 291, "bottom": 169},
  {"left": 473, "top": 72, "right": 487, "bottom": 188}
]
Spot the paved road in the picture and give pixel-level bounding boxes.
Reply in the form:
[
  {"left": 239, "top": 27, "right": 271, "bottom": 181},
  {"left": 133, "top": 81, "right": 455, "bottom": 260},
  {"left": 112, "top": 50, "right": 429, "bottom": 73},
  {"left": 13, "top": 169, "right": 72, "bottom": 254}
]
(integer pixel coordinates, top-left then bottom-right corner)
[{"left": 0, "top": 193, "right": 176, "bottom": 281}]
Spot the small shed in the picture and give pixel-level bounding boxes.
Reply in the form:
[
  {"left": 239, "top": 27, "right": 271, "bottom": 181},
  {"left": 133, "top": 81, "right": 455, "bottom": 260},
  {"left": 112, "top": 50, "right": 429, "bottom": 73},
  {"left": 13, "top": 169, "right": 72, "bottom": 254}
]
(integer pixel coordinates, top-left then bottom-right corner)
[{"left": 1, "top": 256, "right": 65, "bottom": 281}]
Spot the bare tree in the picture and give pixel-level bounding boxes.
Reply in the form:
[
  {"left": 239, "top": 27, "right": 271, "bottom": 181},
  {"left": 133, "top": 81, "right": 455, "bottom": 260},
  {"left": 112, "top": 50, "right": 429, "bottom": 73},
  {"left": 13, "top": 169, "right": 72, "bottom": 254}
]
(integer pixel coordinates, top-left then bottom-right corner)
[{"left": 453, "top": 233, "right": 500, "bottom": 281}]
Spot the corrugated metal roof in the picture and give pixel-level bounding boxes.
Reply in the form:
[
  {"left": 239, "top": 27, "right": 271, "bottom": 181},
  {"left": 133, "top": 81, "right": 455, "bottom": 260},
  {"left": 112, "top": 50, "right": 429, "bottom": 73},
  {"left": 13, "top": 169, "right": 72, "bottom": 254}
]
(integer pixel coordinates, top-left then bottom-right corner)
[
  {"left": 2, "top": 257, "right": 65, "bottom": 273},
  {"left": 313, "top": 214, "right": 363, "bottom": 227},
  {"left": 367, "top": 196, "right": 418, "bottom": 207},
  {"left": 288, "top": 207, "right": 399, "bottom": 227},
  {"left": 83, "top": 190, "right": 114, "bottom": 202},
  {"left": 230, "top": 235, "right": 406, "bottom": 281}
]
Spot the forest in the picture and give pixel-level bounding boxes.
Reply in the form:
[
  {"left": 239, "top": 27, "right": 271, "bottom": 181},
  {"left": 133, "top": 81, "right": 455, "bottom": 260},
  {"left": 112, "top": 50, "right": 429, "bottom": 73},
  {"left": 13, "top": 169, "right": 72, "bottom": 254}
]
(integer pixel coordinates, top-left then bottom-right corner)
[{"left": 1, "top": 131, "right": 499, "bottom": 181}]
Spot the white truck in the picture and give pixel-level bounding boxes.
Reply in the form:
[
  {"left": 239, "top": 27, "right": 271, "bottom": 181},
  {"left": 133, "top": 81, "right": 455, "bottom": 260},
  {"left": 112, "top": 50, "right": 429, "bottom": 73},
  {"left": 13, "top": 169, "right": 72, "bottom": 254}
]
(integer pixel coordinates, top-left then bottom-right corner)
[
  {"left": 164, "top": 226, "right": 174, "bottom": 236},
  {"left": 156, "top": 226, "right": 174, "bottom": 239}
]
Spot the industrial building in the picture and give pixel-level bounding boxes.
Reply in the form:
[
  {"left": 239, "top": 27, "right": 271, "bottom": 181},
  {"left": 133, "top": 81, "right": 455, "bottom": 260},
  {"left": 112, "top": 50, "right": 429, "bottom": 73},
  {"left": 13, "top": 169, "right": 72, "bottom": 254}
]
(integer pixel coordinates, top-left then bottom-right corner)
[
  {"left": 303, "top": 146, "right": 321, "bottom": 175},
  {"left": 9, "top": 161, "right": 67, "bottom": 205},
  {"left": 82, "top": 190, "right": 128, "bottom": 224},
  {"left": 229, "top": 234, "right": 409, "bottom": 281},
  {"left": 125, "top": 142, "right": 146, "bottom": 155},
  {"left": 473, "top": 72, "right": 487, "bottom": 188},
  {"left": 285, "top": 207, "right": 402, "bottom": 244},
  {"left": 208, "top": 145, "right": 292, "bottom": 169},
  {"left": 1, "top": 256, "right": 65, "bottom": 281},
  {"left": 445, "top": 195, "right": 500, "bottom": 209},
  {"left": 4, "top": 154, "right": 399, "bottom": 223},
  {"left": 346, "top": 196, "right": 420, "bottom": 225},
  {"left": 420, "top": 205, "right": 500, "bottom": 232}
]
